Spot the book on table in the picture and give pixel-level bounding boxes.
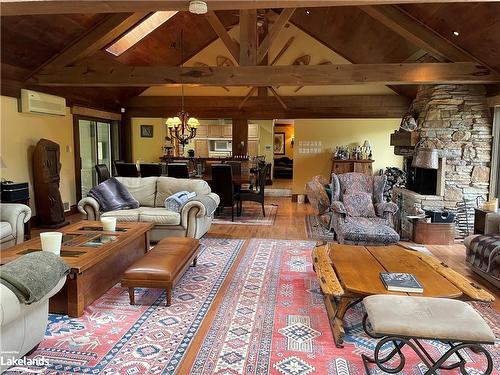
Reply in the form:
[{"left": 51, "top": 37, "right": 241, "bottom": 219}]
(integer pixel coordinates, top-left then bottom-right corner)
[{"left": 380, "top": 272, "right": 424, "bottom": 293}]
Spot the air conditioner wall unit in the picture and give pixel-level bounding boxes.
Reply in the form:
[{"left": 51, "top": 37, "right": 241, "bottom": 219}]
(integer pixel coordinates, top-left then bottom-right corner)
[{"left": 20, "top": 89, "right": 66, "bottom": 116}]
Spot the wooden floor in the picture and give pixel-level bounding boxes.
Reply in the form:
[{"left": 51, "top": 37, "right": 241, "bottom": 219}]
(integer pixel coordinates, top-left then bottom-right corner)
[{"left": 34, "top": 197, "right": 499, "bottom": 311}]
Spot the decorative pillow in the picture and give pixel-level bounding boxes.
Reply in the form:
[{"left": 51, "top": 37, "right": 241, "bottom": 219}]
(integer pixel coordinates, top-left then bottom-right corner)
[
  {"left": 343, "top": 191, "right": 376, "bottom": 217},
  {"left": 89, "top": 177, "right": 139, "bottom": 212}
]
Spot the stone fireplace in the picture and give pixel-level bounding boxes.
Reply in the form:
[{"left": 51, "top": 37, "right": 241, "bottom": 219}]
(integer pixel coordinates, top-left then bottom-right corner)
[{"left": 393, "top": 84, "right": 493, "bottom": 240}]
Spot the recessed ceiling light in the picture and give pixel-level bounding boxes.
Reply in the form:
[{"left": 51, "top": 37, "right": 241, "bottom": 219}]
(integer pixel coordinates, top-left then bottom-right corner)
[
  {"left": 306, "top": 10, "right": 310, "bottom": 15},
  {"left": 453, "top": 30, "right": 460, "bottom": 36}
]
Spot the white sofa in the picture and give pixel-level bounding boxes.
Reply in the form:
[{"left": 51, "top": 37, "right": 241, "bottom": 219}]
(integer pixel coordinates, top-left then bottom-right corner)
[
  {"left": 0, "top": 277, "right": 66, "bottom": 373},
  {"left": 0, "top": 203, "right": 31, "bottom": 250},
  {"left": 78, "top": 177, "right": 220, "bottom": 242}
]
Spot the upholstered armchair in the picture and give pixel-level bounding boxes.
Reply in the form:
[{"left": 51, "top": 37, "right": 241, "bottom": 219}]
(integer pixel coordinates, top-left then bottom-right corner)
[
  {"left": 0, "top": 203, "right": 31, "bottom": 250},
  {"left": 330, "top": 172, "right": 400, "bottom": 245}
]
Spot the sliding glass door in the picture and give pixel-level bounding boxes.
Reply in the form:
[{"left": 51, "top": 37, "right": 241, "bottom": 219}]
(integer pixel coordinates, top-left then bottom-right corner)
[{"left": 78, "top": 119, "right": 112, "bottom": 198}]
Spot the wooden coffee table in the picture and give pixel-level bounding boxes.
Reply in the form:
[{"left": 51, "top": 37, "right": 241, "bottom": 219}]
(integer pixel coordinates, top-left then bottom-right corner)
[
  {"left": 1, "top": 221, "right": 153, "bottom": 317},
  {"left": 312, "top": 242, "right": 495, "bottom": 347}
]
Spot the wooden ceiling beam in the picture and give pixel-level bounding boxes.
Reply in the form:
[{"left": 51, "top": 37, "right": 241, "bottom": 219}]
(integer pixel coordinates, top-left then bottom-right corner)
[
  {"left": 1, "top": 1, "right": 492, "bottom": 16},
  {"left": 34, "top": 62, "right": 500, "bottom": 87},
  {"left": 239, "top": 9, "right": 258, "bottom": 66},
  {"left": 205, "top": 11, "right": 240, "bottom": 63},
  {"left": 36, "top": 12, "right": 148, "bottom": 73},
  {"left": 124, "top": 94, "right": 410, "bottom": 119},
  {"left": 257, "top": 8, "right": 295, "bottom": 64},
  {"left": 359, "top": 5, "right": 498, "bottom": 73}
]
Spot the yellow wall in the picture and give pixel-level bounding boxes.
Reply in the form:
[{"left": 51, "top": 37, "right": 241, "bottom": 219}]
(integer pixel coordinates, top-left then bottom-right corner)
[
  {"left": 0, "top": 95, "right": 76, "bottom": 214},
  {"left": 131, "top": 117, "right": 167, "bottom": 162},
  {"left": 292, "top": 119, "right": 403, "bottom": 194},
  {"left": 253, "top": 119, "right": 274, "bottom": 163},
  {"left": 274, "top": 125, "right": 294, "bottom": 159}
]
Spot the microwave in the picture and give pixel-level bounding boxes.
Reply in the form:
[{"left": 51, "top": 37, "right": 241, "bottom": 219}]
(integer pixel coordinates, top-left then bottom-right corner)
[{"left": 210, "top": 140, "right": 232, "bottom": 151}]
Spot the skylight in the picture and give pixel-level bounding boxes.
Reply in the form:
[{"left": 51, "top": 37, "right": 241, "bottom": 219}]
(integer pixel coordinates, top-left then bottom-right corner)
[{"left": 106, "top": 11, "right": 178, "bottom": 56}]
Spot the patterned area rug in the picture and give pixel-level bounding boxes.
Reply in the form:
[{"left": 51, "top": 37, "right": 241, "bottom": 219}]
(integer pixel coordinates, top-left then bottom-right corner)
[
  {"left": 183, "top": 238, "right": 499, "bottom": 375},
  {"left": 9, "top": 238, "right": 244, "bottom": 375},
  {"left": 213, "top": 204, "right": 278, "bottom": 225},
  {"left": 305, "top": 214, "right": 334, "bottom": 241}
]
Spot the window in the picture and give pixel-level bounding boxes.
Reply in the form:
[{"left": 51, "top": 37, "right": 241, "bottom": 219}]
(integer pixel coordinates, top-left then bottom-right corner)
[{"left": 106, "top": 11, "right": 177, "bottom": 56}]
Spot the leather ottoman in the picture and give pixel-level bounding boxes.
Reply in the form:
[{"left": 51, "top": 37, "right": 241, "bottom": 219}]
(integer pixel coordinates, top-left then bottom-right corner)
[{"left": 121, "top": 237, "right": 201, "bottom": 306}]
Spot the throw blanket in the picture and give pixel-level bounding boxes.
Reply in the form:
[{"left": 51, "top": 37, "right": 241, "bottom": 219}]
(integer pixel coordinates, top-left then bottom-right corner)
[
  {"left": 182, "top": 195, "right": 218, "bottom": 216},
  {"left": 0, "top": 252, "right": 70, "bottom": 304},
  {"left": 467, "top": 235, "right": 500, "bottom": 279},
  {"left": 89, "top": 177, "right": 139, "bottom": 212}
]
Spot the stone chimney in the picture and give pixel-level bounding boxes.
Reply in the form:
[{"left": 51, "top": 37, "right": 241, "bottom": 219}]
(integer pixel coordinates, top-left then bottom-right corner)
[{"left": 395, "top": 84, "right": 493, "bottom": 239}]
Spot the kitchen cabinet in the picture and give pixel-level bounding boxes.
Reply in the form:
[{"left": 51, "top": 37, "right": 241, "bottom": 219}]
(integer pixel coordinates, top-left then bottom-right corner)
[
  {"left": 248, "top": 140, "right": 259, "bottom": 157},
  {"left": 208, "top": 125, "right": 223, "bottom": 138},
  {"left": 248, "top": 123, "right": 259, "bottom": 139},
  {"left": 194, "top": 139, "right": 209, "bottom": 158},
  {"left": 223, "top": 125, "right": 232, "bottom": 138},
  {"left": 196, "top": 125, "right": 208, "bottom": 138}
]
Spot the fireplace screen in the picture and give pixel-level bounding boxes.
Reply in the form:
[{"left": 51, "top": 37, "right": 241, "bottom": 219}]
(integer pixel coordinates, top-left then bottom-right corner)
[{"left": 405, "top": 159, "right": 438, "bottom": 195}]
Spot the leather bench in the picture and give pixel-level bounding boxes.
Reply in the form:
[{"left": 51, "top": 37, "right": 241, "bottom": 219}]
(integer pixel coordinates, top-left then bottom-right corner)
[
  {"left": 121, "top": 237, "right": 201, "bottom": 306},
  {"left": 362, "top": 295, "right": 495, "bottom": 374}
]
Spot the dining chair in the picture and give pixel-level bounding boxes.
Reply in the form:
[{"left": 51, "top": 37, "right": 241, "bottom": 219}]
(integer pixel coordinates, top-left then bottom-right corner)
[
  {"left": 238, "top": 163, "right": 270, "bottom": 217},
  {"left": 140, "top": 163, "right": 162, "bottom": 177},
  {"left": 211, "top": 164, "right": 238, "bottom": 222},
  {"left": 95, "top": 164, "right": 111, "bottom": 184},
  {"left": 225, "top": 161, "right": 242, "bottom": 193},
  {"left": 114, "top": 162, "right": 139, "bottom": 177},
  {"left": 167, "top": 163, "right": 190, "bottom": 178}
]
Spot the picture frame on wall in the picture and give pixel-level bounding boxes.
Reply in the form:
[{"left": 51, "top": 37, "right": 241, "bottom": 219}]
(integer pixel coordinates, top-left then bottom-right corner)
[
  {"left": 274, "top": 132, "right": 285, "bottom": 155},
  {"left": 141, "top": 125, "right": 154, "bottom": 138}
]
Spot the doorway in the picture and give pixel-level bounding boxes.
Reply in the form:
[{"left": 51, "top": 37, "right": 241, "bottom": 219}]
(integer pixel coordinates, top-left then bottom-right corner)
[{"left": 74, "top": 118, "right": 115, "bottom": 200}]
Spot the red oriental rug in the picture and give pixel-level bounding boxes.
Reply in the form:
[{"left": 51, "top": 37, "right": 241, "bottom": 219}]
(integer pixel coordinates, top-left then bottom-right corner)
[
  {"left": 6, "top": 238, "right": 244, "bottom": 375},
  {"left": 181, "top": 238, "right": 499, "bottom": 375}
]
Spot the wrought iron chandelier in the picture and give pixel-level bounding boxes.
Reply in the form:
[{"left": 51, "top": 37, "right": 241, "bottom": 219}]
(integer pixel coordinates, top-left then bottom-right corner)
[
  {"left": 165, "top": 85, "right": 199, "bottom": 146},
  {"left": 165, "top": 29, "right": 199, "bottom": 146}
]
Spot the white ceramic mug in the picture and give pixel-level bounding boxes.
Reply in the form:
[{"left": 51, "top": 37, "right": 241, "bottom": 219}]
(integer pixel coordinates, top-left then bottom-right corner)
[
  {"left": 40, "top": 232, "right": 63, "bottom": 255},
  {"left": 101, "top": 217, "right": 117, "bottom": 232}
]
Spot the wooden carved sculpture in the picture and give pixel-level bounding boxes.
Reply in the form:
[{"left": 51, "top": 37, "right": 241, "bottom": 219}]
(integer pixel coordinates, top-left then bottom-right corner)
[{"left": 33, "top": 138, "right": 69, "bottom": 228}]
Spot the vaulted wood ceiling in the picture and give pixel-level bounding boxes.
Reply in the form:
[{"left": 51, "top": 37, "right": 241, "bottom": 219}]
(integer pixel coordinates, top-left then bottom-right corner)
[{"left": 1, "top": 1, "right": 499, "bottom": 114}]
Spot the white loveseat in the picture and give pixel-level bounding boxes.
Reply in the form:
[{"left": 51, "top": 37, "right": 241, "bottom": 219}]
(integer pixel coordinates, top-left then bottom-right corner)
[
  {"left": 78, "top": 177, "right": 220, "bottom": 242},
  {"left": 0, "top": 277, "right": 66, "bottom": 373}
]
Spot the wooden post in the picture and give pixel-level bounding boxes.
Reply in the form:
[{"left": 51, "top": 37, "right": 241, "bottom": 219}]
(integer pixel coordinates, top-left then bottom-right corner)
[
  {"left": 239, "top": 10, "right": 257, "bottom": 66},
  {"left": 232, "top": 118, "right": 249, "bottom": 156}
]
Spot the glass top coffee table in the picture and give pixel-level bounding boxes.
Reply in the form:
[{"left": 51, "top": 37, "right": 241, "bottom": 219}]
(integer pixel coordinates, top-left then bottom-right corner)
[{"left": 1, "top": 221, "right": 153, "bottom": 317}]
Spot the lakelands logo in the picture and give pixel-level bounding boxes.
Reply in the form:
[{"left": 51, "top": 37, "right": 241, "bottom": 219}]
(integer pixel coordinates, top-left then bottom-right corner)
[{"left": 0, "top": 354, "right": 49, "bottom": 373}]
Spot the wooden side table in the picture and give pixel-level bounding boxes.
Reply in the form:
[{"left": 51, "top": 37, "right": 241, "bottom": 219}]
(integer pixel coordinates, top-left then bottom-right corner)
[{"left": 474, "top": 208, "right": 500, "bottom": 234}]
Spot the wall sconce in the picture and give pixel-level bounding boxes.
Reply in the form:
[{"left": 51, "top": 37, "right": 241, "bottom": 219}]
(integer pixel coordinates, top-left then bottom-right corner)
[{"left": 291, "top": 136, "right": 294, "bottom": 147}]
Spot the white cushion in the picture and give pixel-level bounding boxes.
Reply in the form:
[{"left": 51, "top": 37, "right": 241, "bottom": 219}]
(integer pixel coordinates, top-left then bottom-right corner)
[
  {"left": 116, "top": 177, "right": 157, "bottom": 207},
  {"left": 139, "top": 208, "right": 181, "bottom": 225},
  {"left": 0, "top": 222, "right": 13, "bottom": 240},
  {"left": 364, "top": 295, "right": 495, "bottom": 344},
  {"left": 101, "top": 208, "right": 142, "bottom": 222},
  {"left": 155, "top": 177, "right": 211, "bottom": 207}
]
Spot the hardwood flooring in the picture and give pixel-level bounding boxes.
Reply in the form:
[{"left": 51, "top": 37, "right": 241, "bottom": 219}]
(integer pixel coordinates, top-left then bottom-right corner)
[{"left": 33, "top": 197, "right": 499, "bottom": 311}]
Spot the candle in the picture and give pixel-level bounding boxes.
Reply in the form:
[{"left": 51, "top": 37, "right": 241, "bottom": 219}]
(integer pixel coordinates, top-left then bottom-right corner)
[
  {"left": 101, "top": 217, "right": 117, "bottom": 232},
  {"left": 40, "top": 232, "right": 63, "bottom": 255}
]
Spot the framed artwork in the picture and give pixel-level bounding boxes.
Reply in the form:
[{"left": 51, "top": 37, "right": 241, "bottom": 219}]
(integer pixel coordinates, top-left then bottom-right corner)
[
  {"left": 274, "top": 132, "right": 285, "bottom": 155},
  {"left": 141, "top": 125, "right": 154, "bottom": 138}
]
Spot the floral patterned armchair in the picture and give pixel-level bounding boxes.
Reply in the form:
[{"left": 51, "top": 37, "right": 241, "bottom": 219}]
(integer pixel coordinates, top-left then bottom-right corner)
[
  {"left": 330, "top": 172, "right": 400, "bottom": 245},
  {"left": 305, "top": 175, "right": 333, "bottom": 231}
]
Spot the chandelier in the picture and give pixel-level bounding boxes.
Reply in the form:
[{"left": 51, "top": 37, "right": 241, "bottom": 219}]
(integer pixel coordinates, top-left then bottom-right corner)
[
  {"left": 165, "top": 86, "right": 199, "bottom": 146},
  {"left": 165, "top": 29, "right": 199, "bottom": 146}
]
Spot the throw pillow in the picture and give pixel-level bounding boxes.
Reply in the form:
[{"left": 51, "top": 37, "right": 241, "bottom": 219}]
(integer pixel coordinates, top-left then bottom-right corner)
[
  {"left": 343, "top": 191, "right": 376, "bottom": 217},
  {"left": 89, "top": 177, "right": 139, "bottom": 212}
]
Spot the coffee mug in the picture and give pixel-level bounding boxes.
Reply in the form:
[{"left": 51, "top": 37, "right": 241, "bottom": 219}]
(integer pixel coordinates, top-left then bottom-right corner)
[
  {"left": 40, "top": 232, "right": 63, "bottom": 255},
  {"left": 101, "top": 217, "right": 117, "bottom": 231}
]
